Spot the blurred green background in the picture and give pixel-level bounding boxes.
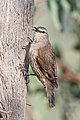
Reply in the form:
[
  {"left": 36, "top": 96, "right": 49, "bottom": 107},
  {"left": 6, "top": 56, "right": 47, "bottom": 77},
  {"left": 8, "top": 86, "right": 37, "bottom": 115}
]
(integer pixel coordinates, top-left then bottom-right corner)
[{"left": 26, "top": 0, "right": 80, "bottom": 120}]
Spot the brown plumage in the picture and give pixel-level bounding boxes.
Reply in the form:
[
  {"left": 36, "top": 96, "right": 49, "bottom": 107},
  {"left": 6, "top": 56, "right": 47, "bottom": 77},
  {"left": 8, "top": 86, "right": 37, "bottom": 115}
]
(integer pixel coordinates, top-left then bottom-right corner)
[{"left": 29, "top": 26, "right": 58, "bottom": 107}]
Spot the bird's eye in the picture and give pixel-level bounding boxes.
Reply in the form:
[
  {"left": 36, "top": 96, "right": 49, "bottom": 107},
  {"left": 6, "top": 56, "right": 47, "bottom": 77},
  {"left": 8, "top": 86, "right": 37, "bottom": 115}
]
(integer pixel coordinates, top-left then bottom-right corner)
[{"left": 42, "top": 31, "right": 45, "bottom": 33}]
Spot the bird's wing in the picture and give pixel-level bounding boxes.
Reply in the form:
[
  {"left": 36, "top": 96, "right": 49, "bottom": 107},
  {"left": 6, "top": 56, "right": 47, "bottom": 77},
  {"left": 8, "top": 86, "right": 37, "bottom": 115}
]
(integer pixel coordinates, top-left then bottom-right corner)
[{"left": 36, "top": 44, "right": 58, "bottom": 88}]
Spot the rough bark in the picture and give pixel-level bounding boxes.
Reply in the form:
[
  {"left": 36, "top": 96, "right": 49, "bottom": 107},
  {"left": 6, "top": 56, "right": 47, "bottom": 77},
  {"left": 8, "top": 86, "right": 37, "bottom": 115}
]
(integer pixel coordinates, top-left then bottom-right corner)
[{"left": 0, "top": 0, "right": 34, "bottom": 120}]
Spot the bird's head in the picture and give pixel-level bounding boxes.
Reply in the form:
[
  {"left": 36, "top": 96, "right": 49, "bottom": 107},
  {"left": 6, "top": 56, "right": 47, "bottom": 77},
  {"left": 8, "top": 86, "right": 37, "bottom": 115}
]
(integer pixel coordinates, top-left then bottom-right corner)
[
  {"left": 32, "top": 26, "right": 47, "bottom": 34},
  {"left": 32, "top": 26, "right": 48, "bottom": 43}
]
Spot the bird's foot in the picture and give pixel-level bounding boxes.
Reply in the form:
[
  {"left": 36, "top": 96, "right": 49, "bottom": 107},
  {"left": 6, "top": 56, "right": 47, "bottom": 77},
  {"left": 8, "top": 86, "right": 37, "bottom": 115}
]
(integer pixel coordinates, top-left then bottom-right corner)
[{"left": 18, "top": 64, "right": 30, "bottom": 85}]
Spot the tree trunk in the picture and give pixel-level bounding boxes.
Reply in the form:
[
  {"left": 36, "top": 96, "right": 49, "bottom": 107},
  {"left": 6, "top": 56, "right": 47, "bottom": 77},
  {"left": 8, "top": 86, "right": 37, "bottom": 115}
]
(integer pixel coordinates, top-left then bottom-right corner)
[{"left": 0, "top": 0, "right": 34, "bottom": 120}]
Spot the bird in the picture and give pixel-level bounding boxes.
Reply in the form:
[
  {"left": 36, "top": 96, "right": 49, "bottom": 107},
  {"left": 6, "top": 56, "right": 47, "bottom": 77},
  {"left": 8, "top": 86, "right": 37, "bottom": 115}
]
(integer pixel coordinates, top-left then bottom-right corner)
[{"left": 29, "top": 26, "right": 58, "bottom": 107}]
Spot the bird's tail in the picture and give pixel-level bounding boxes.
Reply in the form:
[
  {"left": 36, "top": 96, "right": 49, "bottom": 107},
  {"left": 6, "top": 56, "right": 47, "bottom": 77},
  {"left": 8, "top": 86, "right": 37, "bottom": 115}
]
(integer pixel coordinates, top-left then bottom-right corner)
[
  {"left": 43, "top": 80, "right": 55, "bottom": 107},
  {"left": 47, "top": 86, "right": 55, "bottom": 107}
]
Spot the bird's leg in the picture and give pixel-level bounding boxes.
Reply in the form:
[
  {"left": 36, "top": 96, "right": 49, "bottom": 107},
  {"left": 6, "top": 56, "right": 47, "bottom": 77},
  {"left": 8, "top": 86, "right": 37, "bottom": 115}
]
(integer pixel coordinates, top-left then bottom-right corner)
[
  {"left": 23, "top": 71, "right": 30, "bottom": 85},
  {"left": 27, "top": 73, "right": 36, "bottom": 76},
  {"left": 17, "top": 64, "right": 36, "bottom": 85},
  {"left": 23, "top": 72, "right": 36, "bottom": 85},
  {"left": 17, "top": 64, "right": 30, "bottom": 85}
]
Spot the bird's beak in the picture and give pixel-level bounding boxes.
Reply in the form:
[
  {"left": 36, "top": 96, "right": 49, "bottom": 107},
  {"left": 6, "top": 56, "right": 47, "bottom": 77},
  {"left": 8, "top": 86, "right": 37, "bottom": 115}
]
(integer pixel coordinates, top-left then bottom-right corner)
[{"left": 32, "top": 27, "right": 37, "bottom": 31}]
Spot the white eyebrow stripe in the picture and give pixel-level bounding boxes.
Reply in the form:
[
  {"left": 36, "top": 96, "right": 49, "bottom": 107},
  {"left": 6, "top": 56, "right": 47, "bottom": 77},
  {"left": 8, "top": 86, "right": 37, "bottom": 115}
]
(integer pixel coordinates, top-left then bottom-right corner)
[{"left": 38, "top": 28, "right": 47, "bottom": 33}]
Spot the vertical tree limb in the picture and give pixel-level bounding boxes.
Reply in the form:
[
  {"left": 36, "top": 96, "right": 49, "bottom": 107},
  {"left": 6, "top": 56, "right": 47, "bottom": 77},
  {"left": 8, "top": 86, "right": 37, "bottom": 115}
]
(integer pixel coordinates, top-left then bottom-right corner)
[{"left": 0, "top": 0, "right": 34, "bottom": 120}]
